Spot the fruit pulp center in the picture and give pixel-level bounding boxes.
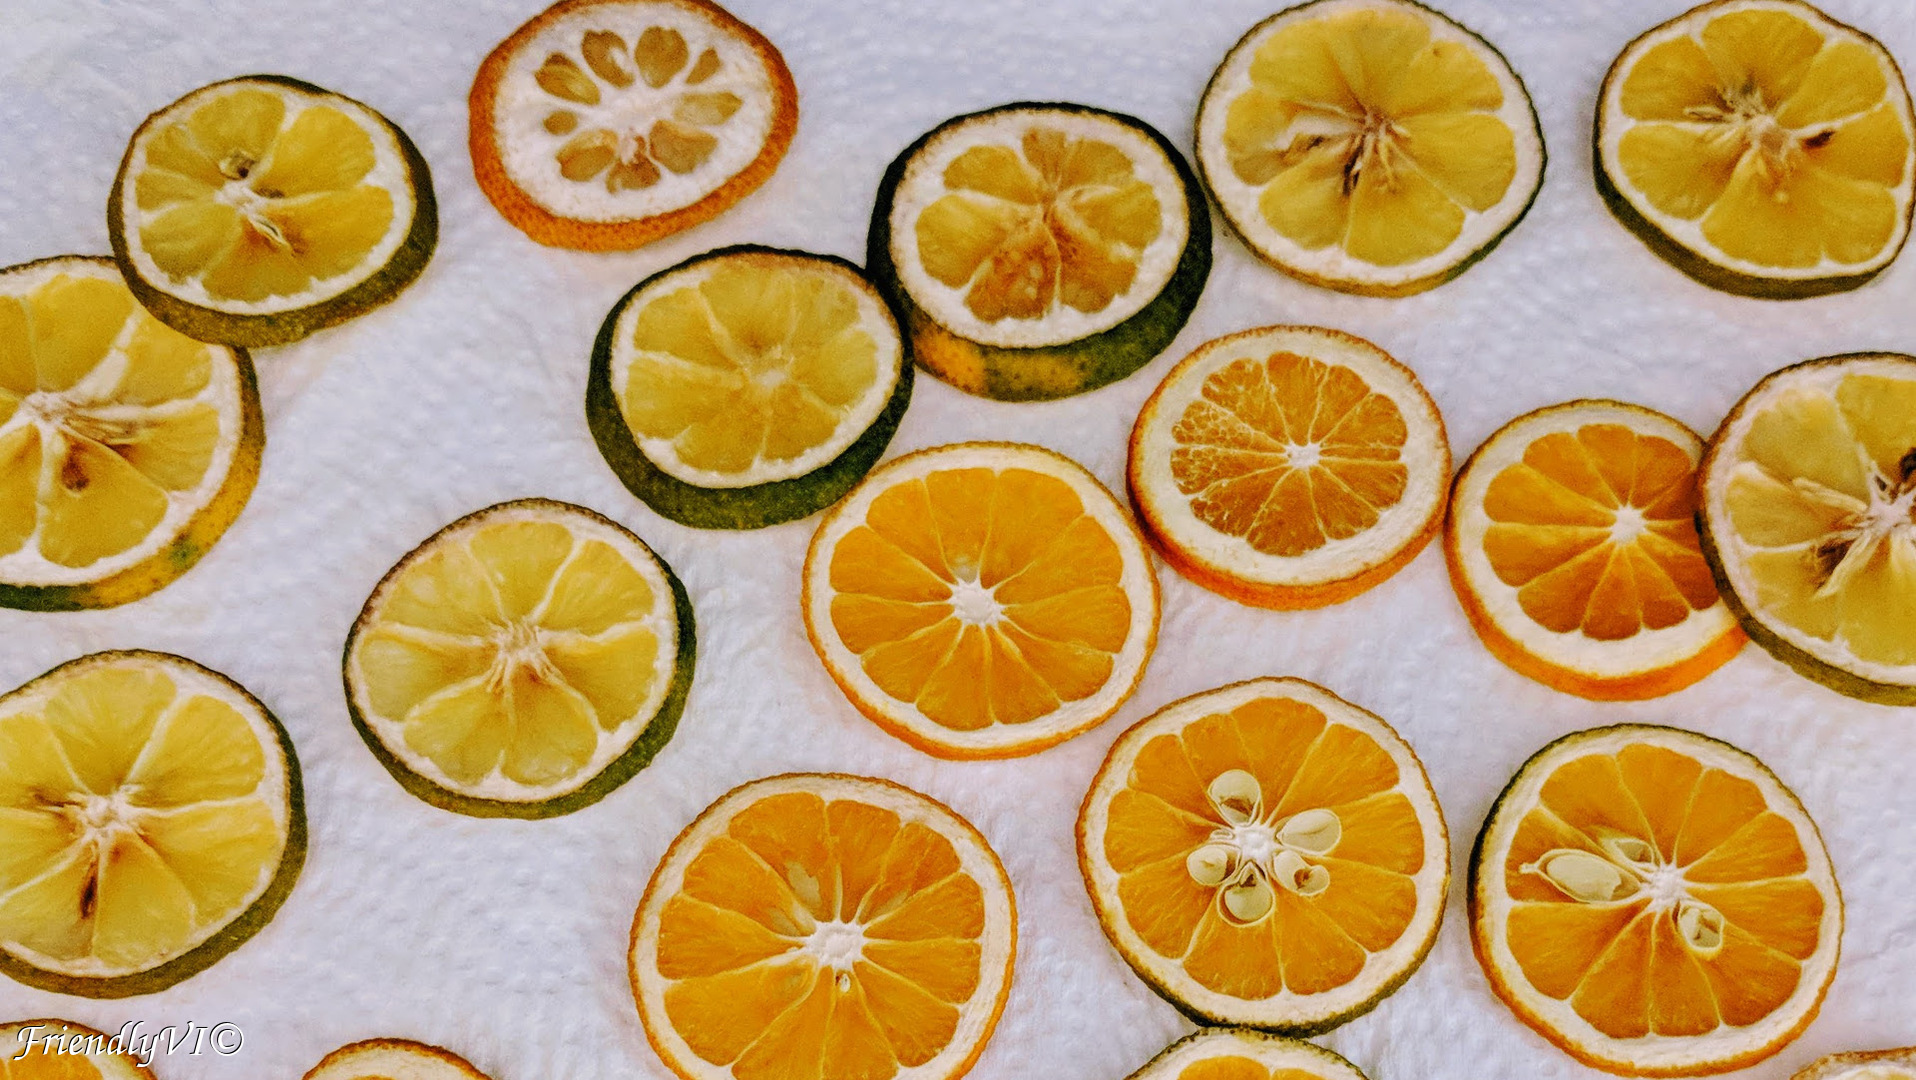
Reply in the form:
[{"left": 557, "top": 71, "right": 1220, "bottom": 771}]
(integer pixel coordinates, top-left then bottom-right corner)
[
  {"left": 1525, "top": 840, "right": 1725, "bottom": 954},
  {"left": 1184, "top": 770, "right": 1343, "bottom": 925},
  {"left": 804, "top": 919, "right": 866, "bottom": 973},
  {"left": 1285, "top": 441, "right": 1322, "bottom": 469},
  {"left": 68, "top": 790, "right": 137, "bottom": 835},
  {"left": 1689, "top": 82, "right": 1830, "bottom": 189},
  {"left": 947, "top": 578, "right": 1004, "bottom": 627},
  {"left": 1610, "top": 504, "right": 1648, "bottom": 545},
  {"left": 488, "top": 620, "right": 559, "bottom": 686},
  {"left": 1803, "top": 448, "right": 1916, "bottom": 594}
]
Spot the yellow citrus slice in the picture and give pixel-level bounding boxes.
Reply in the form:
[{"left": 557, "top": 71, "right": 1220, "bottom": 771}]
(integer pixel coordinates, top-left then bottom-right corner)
[
  {"left": 1698, "top": 353, "right": 1916, "bottom": 704},
  {"left": 0, "top": 1019, "right": 154, "bottom": 1078},
  {"left": 1124, "top": 1028, "right": 1371, "bottom": 1080},
  {"left": 344, "top": 499, "right": 693, "bottom": 818},
  {"left": 1596, "top": 0, "right": 1915, "bottom": 298},
  {"left": 0, "top": 651, "right": 304, "bottom": 998},
  {"left": 470, "top": 0, "right": 797, "bottom": 250},
  {"left": 868, "top": 103, "right": 1209, "bottom": 401},
  {"left": 1446, "top": 401, "right": 1745, "bottom": 701},
  {"left": 802, "top": 442, "right": 1159, "bottom": 759},
  {"left": 586, "top": 245, "right": 911, "bottom": 530},
  {"left": 1795, "top": 1048, "right": 1916, "bottom": 1080},
  {"left": 110, "top": 75, "right": 436, "bottom": 347},
  {"left": 0, "top": 257, "right": 261, "bottom": 611},
  {"left": 1195, "top": 0, "right": 1545, "bottom": 296},
  {"left": 1471, "top": 724, "right": 1842, "bottom": 1076},
  {"left": 304, "top": 1038, "right": 494, "bottom": 1080},
  {"left": 629, "top": 773, "right": 1016, "bottom": 1080},
  {"left": 1078, "top": 678, "right": 1448, "bottom": 1032},
  {"left": 1128, "top": 325, "right": 1450, "bottom": 610}
]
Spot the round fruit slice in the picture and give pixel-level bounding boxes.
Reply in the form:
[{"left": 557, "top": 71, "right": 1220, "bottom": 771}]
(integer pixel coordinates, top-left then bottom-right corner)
[
  {"left": 1698, "top": 353, "right": 1916, "bottom": 704},
  {"left": 1195, "top": 0, "right": 1545, "bottom": 297},
  {"left": 304, "top": 1038, "right": 494, "bottom": 1080},
  {"left": 803, "top": 442, "right": 1159, "bottom": 759},
  {"left": 1124, "top": 1028, "right": 1370, "bottom": 1080},
  {"left": 1794, "top": 1048, "right": 1916, "bottom": 1080},
  {"left": 0, "top": 651, "right": 304, "bottom": 998},
  {"left": 1446, "top": 401, "right": 1744, "bottom": 701},
  {"left": 867, "top": 102, "right": 1210, "bottom": 401},
  {"left": 587, "top": 245, "right": 911, "bottom": 530},
  {"left": 1078, "top": 678, "right": 1448, "bottom": 1033},
  {"left": 1595, "top": 0, "right": 1916, "bottom": 298},
  {"left": 344, "top": 499, "right": 694, "bottom": 818},
  {"left": 629, "top": 773, "right": 1016, "bottom": 1080},
  {"left": 0, "top": 1018, "right": 155, "bottom": 1077},
  {"left": 110, "top": 75, "right": 436, "bottom": 347},
  {"left": 1470, "top": 724, "right": 1842, "bottom": 1077},
  {"left": 470, "top": 0, "right": 797, "bottom": 250},
  {"left": 0, "top": 257, "right": 262, "bottom": 612},
  {"left": 1128, "top": 325, "right": 1450, "bottom": 610}
]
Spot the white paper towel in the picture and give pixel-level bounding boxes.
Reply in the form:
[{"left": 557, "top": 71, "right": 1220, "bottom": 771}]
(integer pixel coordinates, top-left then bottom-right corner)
[{"left": 1, "top": 0, "right": 1912, "bottom": 1078}]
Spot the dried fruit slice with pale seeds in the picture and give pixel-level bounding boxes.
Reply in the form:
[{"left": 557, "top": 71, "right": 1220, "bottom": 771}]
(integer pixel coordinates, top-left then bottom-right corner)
[
  {"left": 303, "top": 1038, "right": 495, "bottom": 1080},
  {"left": 1124, "top": 1028, "right": 1372, "bottom": 1080},
  {"left": 0, "top": 1019, "right": 156, "bottom": 1078}
]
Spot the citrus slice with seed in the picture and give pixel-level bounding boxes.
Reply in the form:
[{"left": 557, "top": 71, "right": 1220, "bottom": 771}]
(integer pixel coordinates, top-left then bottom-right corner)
[
  {"left": 470, "top": 0, "right": 797, "bottom": 250},
  {"left": 1470, "top": 724, "right": 1841, "bottom": 1076},
  {"left": 802, "top": 442, "right": 1159, "bottom": 759},
  {"left": 0, "top": 1019, "right": 154, "bottom": 1078},
  {"left": 1128, "top": 325, "right": 1450, "bottom": 610},
  {"left": 0, "top": 257, "right": 262, "bottom": 612},
  {"left": 1697, "top": 353, "right": 1916, "bottom": 705},
  {"left": 586, "top": 245, "right": 911, "bottom": 529},
  {"left": 1794, "top": 1048, "right": 1916, "bottom": 1080},
  {"left": 867, "top": 102, "right": 1210, "bottom": 401},
  {"left": 629, "top": 773, "right": 1016, "bottom": 1080},
  {"left": 0, "top": 651, "right": 304, "bottom": 999},
  {"left": 1125, "top": 1028, "right": 1371, "bottom": 1080},
  {"left": 1195, "top": 0, "right": 1545, "bottom": 297},
  {"left": 1596, "top": 0, "right": 1915, "bottom": 298},
  {"left": 1446, "top": 401, "right": 1744, "bottom": 701},
  {"left": 344, "top": 499, "right": 694, "bottom": 818},
  {"left": 1078, "top": 677, "right": 1448, "bottom": 1033},
  {"left": 109, "top": 75, "right": 436, "bottom": 347},
  {"left": 304, "top": 1038, "right": 494, "bottom": 1080}
]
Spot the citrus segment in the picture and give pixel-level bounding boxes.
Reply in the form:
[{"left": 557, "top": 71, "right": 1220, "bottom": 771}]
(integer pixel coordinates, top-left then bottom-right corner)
[
  {"left": 1125, "top": 1029, "right": 1371, "bottom": 1080},
  {"left": 344, "top": 499, "right": 694, "bottom": 817},
  {"left": 804, "top": 443, "right": 1158, "bottom": 758},
  {"left": 631, "top": 774, "right": 1015, "bottom": 1080},
  {"left": 1793, "top": 1048, "right": 1916, "bottom": 1080},
  {"left": 303, "top": 1038, "right": 494, "bottom": 1080},
  {"left": 0, "top": 1019, "right": 155, "bottom": 1078},
  {"left": 1128, "top": 325, "right": 1450, "bottom": 609},
  {"left": 1079, "top": 678, "right": 1447, "bottom": 1031}
]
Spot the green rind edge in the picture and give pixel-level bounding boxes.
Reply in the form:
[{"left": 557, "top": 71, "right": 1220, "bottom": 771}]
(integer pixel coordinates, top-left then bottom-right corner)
[{"left": 1124, "top": 1028, "right": 1371, "bottom": 1080}]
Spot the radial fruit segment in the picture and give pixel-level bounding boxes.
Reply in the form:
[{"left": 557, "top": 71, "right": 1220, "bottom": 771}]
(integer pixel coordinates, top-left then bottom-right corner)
[
  {"left": 302, "top": 1038, "right": 495, "bottom": 1080},
  {"left": 0, "top": 1019, "right": 156, "bottom": 1078},
  {"left": 1124, "top": 1028, "right": 1372, "bottom": 1080},
  {"left": 630, "top": 774, "right": 1016, "bottom": 1080}
]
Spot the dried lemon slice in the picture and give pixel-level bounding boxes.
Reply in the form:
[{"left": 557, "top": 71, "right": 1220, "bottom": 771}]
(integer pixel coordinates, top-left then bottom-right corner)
[
  {"left": 868, "top": 103, "right": 1209, "bottom": 401},
  {"left": 1195, "top": 0, "right": 1545, "bottom": 296},
  {"left": 1794, "top": 1048, "right": 1916, "bottom": 1080},
  {"left": 0, "top": 1018, "right": 155, "bottom": 1077},
  {"left": 0, "top": 257, "right": 262, "bottom": 611},
  {"left": 1596, "top": 0, "right": 1915, "bottom": 298},
  {"left": 1125, "top": 1028, "right": 1371, "bottom": 1080},
  {"left": 470, "top": 0, "right": 797, "bottom": 250},
  {"left": 1698, "top": 353, "right": 1916, "bottom": 704},
  {"left": 110, "top": 75, "right": 436, "bottom": 347},
  {"left": 304, "top": 1038, "right": 494, "bottom": 1080}
]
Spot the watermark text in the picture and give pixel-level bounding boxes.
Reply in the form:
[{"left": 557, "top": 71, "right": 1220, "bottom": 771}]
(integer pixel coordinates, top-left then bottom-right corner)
[{"left": 11, "top": 1021, "right": 242, "bottom": 1066}]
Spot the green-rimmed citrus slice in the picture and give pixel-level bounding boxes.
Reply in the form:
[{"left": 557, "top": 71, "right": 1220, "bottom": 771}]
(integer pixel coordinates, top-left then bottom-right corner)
[
  {"left": 1794, "top": 1048, "right": 1916, "bottom": 1080},
  {"left": 344, "top": 499, "right": 694, "bottom": 818},
  {"left": 1698, "top": 352, "right": 1916, "bottom": 704},
  {"left": 109, "top": 75, "right": 437, "bottom": 347},
  {"left": 586, "top": 245, "right": 910, "bottom": 530},
  {"left": 0, "top": 257, "right": 261, "bottom": 611},
  {"left": 0, "top": 1019, "right": 155, "bottom": 1077},
  {"left": 0, "top": 651, "right": 304, "bottom": 998},
  {"left": 304, "top": 1038, "right": 494, "bottom": 1080},
  {"left": 868, "top": 102, "right": 1209, "bottom": 401},
  {"left": 1124, "top": 1028, "right": 1371, "bottom": 1080},
  {"left": 1195, "top": 0, "right": 1545, "bottom": 297},
  {"left": 1595, "top": 0, "right": 1915, "bottom": 298}
]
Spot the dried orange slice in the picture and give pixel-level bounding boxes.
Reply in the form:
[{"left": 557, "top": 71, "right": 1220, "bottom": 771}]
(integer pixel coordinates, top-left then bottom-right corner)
[
  {"left": 1596, "top": 0, "right": 1915, "bottom": 298},
  {"left": 1794, "top": 1048, "right": 1916, "bottom": 1080},
  {"left": 470, "top": 0, "right": 797, "bottom": 250},
  {"left": 1128, "top": 325, "right": 1450, "bottom": 610},
  {"left": 0, "top": 1019, "right": 154, "bottom": 1077},
  {"left": 1125, "top": 1028, "right": 1371, "bottom": 1080},
  {"left": 1446, "top": 401, "right": 1744, "bottom": 701},
  {"left": 1470, "top": 724, "right": 1842, "bottom": 1076},
  {"left": 802, "top": 442, "right": 1159, "bottom": 759},
  {"left": 304, "top": 1038, "right": 494, "bottom": 1080},
  {"left": 629, "top": 773, "right": 1016, "bottom": 1080},
  {"left": 1078, "top": 678, "right": 1448, "bottom": 1033}
]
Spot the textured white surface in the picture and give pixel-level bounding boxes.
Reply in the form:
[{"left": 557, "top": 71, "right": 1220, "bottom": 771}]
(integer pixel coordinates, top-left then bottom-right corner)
[{"left": 0, "top": 1, "right": 1913, "bottom": 1079}]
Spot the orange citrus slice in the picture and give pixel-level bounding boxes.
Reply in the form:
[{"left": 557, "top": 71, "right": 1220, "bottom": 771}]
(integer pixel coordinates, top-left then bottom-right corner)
[
  {"left": 1794, "top": 1048, "right": 1916, "bottom": 1080},
  {"left": 1124, "top": 1028, "right": 1371, "bottom": 1080},
  {"left": 629, "top": 773, "right": 1016, "bottom": 1080},
  {"left": 1471, "top": 724, "right": 1842, "bottom": 1076},
  {"left": 304, "top": 1038, "right": 494, "bottom": 1080},
  {"left": 470, "top": 0, "right": 797, "bottom": 250},
  {"left": 1127, "top": 325, "right": 1450, "bottom": 610},
  {"left": 0, "top": 1019, "right": 153, "bottom": 1078},
  {"left": 1078, "top": 678, "right": 1448, "bottom": 1032},
  {"left": 1446, "top": 401, "right": 1744, "bottom": 700},
  {"left": 802, "top": 442, "right": 1159, "bottom": 759}
]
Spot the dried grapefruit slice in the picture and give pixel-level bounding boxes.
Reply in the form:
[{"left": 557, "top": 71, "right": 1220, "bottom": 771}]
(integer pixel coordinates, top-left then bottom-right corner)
[
  {"left": 802, "top": 442, "right": 1159, "bottom": 759},
  {"left": 470, "top": 0, "right": 797, "bottom": 250},
  {"left": 1078, "top": 678, "right": 1448, "bottom": 1032},
  {"left": 629, "top": 773, "right": 1016, "bottom": 1080},
  {"left": 1125, "top": 1028, "right": 1371, "bottom": 1080},
  {"left": 304, "top": 1038, "right": 494, "bottom": 1080},
  {"left": 0, "top": 1019, "right": 154, "bottom": 1078},
  {"left": 1794, "top": 1048, "right": 1916, "bottom": 1080},
  {"left": 1470, "top": 724, "right": 1842, "bottom": 1076},
  {"left": 1128, "top": 325, "right": 1450, "bottom": 610},
  {"left": 1446, "top": 401, "right": 1745, "bottom": 700}
]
